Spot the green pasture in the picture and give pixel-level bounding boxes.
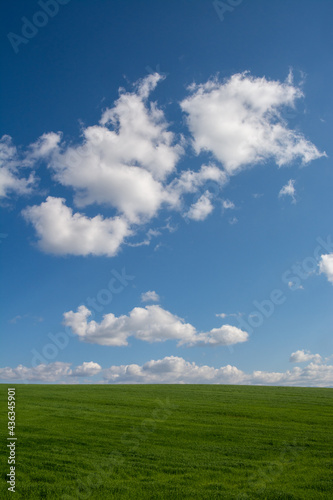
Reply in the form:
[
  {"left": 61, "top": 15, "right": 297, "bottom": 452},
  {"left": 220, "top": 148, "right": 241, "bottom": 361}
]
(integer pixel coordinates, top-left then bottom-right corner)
[{"left": 0, "top": 384, "right": 332, "bottom": 499}]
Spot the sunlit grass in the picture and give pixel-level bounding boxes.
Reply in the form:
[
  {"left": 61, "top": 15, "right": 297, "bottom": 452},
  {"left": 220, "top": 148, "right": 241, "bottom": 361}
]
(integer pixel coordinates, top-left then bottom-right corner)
[{"left": 0, "top": 384, "right": 332, "bottom": 499}]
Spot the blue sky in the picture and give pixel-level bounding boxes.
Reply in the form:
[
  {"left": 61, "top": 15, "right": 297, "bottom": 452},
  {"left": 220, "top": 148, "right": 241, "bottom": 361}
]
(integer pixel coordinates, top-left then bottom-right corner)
[{"left": 1, "top": 0, "right": 332, "bottom": 385}]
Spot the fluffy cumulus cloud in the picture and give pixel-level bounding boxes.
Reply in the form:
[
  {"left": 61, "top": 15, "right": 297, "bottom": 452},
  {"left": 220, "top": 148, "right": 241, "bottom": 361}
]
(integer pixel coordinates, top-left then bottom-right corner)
[
  {"left": 0, "top": 362, "right": 72, "bottom": 382},
  {"left": 27, "top": 132, "right": 62, "bottom": 161},
  {"left": 279, "top": 179, "right": 296, "bottom": 203},
  {"left": 21, "top": 77, "right": 228, "bottom": 256},
  {"left": 141, "top": 290, "right": 160, "bottom": 302},
  {"left": 319, "top": 253, "right": 333, "bottom": 284},
  {"left": 32, "top": 74, "right": 183, "bottom": 224},
  {"left": 22, "top": 196, "right": 132, "bottom": 256},
  {"left": 1, "top": 354, "right": 332, "bottom": 386},
  {"left": 71, "top": 361, "right": 102, "bottom": 377},
  {"left": 204, "top": 325, "right": 249, "bottom": 346},
  {"left": 180, "top": 72, "right": 325, "bottom": 174},
  {"left": 289, "top": 349, "right": 322, "bottom": 363},
  {"left": 0, "top": 361, "right": 102, "bottom": 382},
  {"left": 4, "top": 71, "right": 325, "bottom": 256},
  {"left": 63, "top": 304, "right": 249, "bottom": 347},
  {"left": 185, "top": 191, "right": 214, "bottom": 221},
  {"left": 104, "top": 356, "right": 245, "bottom": 384},
  {"left": 103, "top": 356, "right": 333, "bottom": 387},
  {"left": 20, "top": 75, "right": 180, "bottom": 256},
  {"left": 0, "top": 135, "right": 37, "bottom": 199}
]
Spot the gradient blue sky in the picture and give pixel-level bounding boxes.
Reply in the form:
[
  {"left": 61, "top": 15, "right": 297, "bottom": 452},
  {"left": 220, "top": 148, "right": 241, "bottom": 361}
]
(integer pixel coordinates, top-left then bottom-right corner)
[{"left": 1, "top": 0, "right": 332, "bottom": 385}]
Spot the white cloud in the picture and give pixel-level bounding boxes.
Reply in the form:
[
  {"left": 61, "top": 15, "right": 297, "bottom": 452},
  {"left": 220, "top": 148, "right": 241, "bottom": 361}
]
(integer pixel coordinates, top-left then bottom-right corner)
[
  {"left": 22, "top": 196, "right": 131, "bottom": 257},
  {"left": 222, "top": 199, "right": 235, "bottom": 210},
  {"left": 103, "top": 356, "right": 333, "bottom": 387},
  {"left": 41, "top": 74, "right": 183, "bottom": 224},
  {"left": 289, "top": 349, "right": 322, "bottom": 363},
  {"left": 0, "top": 135, "right": 37, "bottom": 199},
  {"left": 167, "top": 163, "right": 227, "bottom": 204},
  {"left": 1, "top": 356, "right": 332, "bottom": 386},
  {"left": 319, "top": 253, "right": 333, "bottom": 284},
  {"left": 181, "top": 72, "right": 325, "bottom": 174},
  {"left": 279, "top": 179, "right": 296, "bottom": 203},
  {"left": 21, "top": 77, "right": 228, "bottom": 256},
  {"left": 203, "top": 325, "right": 249, "bottom": 346},
  {"left": 228, "top": 216, "right": 238, "bottom": 225},
  {"left": 185, "top": 191, "right": 214, "bottom": 221},
  {"left": 5, "top": 72, "right": 326, "bottom": 256},
  {"left": 0, "top": 362, "right": 72, "bottom": 382},
  {"left": 288, "top": 281, "right": 303, "bottom": 290},
  {"left": 27, "top": 132, "right": 62, "bottom": 161},
  {"left": 0, "top": 361, "right": 102, "bottom": 382},
  {"left": 141, "top": 290, "right": 160, "bottom": 302},
  {"left": 104, "top": 356, "right": 246, "bottom": 384},
  {"left": 249, "top": 362, "right": 333, "bottom": 387},
  {"left": 71, "top": 361, "right": 102, "bottom": 377},
  {"left": 63, "top": 304, "right": 249, "bottom": 347}
]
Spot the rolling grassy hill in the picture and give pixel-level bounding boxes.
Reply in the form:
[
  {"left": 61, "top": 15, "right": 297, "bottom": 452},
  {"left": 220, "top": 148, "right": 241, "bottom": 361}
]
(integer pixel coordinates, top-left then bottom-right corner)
[{"left": 0, "top": 384, "right": 332, "bottom": 499}]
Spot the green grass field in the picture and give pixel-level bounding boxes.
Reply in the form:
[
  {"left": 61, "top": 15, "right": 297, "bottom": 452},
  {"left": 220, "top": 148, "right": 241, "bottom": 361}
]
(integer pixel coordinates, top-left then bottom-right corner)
[{"left": 0, "top": 384, "right": 332, "bottom": 499}]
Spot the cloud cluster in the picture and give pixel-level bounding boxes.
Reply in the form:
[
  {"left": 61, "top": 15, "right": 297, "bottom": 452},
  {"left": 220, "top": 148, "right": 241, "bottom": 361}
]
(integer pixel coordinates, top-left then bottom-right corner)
[
  {"left": 0, "top": 362, "right": 72, "bottom": 382},
  {"left": 3, "top": 71, "right": 325, "bottom": 256},
  {"left": 1, "top": 352, "right": 331, "bottom": 386},
  {"left": 104, "top": 356, "right": 333, "bottom": 386},
  {"left": 21, "top": 77, "right": 228, "bottom": 256},
  {"left": 181, "top": 72, "right": 325, "bottom": 174},
  {"left": 63, "top": 304, "right": 249, "bottom": 347},
  {"left": 0, "top": 361, "right": 101, "bottom": 382},
  {"left": 104, "top": 356, "right": 244, "bottom": 384}
]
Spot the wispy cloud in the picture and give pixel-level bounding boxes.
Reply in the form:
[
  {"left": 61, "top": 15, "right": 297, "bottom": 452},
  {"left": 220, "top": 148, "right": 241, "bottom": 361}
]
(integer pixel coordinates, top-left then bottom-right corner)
[
  {"left": 279, "top": 179, "right": 296, "bottom": 203},
  {"left": 0, "top": 135, "right": 37, "bottom": 200},
  {"left": 222, "top": 199, "right": 235, "bottom": 210}
]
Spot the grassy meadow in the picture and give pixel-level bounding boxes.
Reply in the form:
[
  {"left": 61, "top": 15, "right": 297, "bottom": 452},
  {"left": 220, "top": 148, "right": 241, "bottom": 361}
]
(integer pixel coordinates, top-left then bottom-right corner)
[{"left": 0, "top": 384, "right": 332, "bottom": 499}]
